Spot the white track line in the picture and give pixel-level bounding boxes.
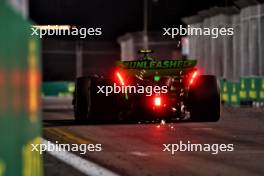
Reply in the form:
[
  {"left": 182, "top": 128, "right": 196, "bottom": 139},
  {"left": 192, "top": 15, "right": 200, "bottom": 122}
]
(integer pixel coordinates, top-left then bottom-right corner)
[
  {"left": 42, "top": 139, "right": 120, "bottom": 176},
  {"left": 130, "top": 151, "right": 149, "bottom": 157}
]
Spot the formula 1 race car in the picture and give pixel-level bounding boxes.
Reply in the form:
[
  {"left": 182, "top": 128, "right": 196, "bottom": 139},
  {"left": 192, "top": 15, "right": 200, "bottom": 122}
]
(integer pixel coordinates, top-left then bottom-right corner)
[{"left": 72, "top": 50, "right": 220, "bottom": 123}]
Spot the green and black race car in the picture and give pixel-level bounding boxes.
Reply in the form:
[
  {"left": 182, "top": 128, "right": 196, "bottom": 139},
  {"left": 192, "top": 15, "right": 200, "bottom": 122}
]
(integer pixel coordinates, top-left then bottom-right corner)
[{"left": 72, "top": 50, "right": 220, "bottom": 123}]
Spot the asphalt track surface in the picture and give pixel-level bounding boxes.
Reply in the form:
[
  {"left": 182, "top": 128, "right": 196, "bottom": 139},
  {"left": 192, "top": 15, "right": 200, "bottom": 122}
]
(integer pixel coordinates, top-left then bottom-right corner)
[{"left": 43, "top": 103, "right": 264, "bottom": 176}]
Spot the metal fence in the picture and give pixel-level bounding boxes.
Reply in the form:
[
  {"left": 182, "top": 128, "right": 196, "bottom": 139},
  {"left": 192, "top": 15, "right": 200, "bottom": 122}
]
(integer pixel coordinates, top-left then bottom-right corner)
[{"left": 183, "top": 3, "right": 264, "bottom": 81}]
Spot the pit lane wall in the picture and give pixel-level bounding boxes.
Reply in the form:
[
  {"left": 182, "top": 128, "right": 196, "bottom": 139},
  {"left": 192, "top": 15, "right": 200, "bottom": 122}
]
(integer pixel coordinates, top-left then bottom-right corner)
[{"left": 0, "top": 2, "right": 43, "bottom": 176}]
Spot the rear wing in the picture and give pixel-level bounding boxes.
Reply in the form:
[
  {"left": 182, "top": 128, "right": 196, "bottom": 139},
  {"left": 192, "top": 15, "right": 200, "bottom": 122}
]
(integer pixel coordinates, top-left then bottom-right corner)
[{"left": 116, "top": 59, "right": 197, "bottom": 70}]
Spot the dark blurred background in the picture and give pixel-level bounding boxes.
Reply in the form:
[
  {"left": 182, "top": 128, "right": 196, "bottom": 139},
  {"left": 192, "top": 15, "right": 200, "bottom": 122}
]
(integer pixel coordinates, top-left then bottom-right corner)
[
  {"left": 28, "top": 0, "right": 264, "bottom": 81},
  {"left": 29, "top": 0, "right": 236, "bottom": 40}
]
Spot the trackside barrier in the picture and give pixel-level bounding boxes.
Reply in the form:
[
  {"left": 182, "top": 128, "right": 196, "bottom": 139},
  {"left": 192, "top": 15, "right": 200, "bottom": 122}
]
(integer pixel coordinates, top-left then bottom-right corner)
[
  {"left": 250, "top": 77, "right": 264, "bottom": 104},
  {"left": 42, "top": 81, "right": 75, "bottom": 96},
  {"left": 221, "top": 77, "right": 264, "bottom": 106},
  {"left": 220, "top": 79, "right": 240, "bottom": 105},
  {"left": 240, "top": 76, "right": 262, "bottom": 105},
  {"left": 0, "top": 2, "right": 43, "bottom": 176}
]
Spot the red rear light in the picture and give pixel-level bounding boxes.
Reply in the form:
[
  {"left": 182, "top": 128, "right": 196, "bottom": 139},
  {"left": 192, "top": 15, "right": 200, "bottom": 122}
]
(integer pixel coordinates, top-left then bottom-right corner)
[
  {"left": 154, "top": 97, "right": 161, "bottom": 106},
  {"left": 189, "top": 71, "right": 198, "bottom": 85},
  {"left": 116, "top": 72, "right": 125, "bottom": 85}
]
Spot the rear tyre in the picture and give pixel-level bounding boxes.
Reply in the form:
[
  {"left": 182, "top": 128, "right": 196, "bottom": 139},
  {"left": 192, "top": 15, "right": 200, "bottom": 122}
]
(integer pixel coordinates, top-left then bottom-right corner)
[
  {"left": 73, "top": 76, "right": 120, "bottom": 122},
  {"left": 188, "top": 75, "right": 220, "bottom": 122},
  {"left": 73, "top": 77, "right": 93, "bottom": 121}
]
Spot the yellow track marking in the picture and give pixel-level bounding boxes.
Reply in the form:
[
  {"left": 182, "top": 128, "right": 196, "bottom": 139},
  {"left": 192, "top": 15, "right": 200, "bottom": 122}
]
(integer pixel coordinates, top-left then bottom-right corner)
[{"left": 44, "top": 127, "right": 93, "bottom": 145}]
